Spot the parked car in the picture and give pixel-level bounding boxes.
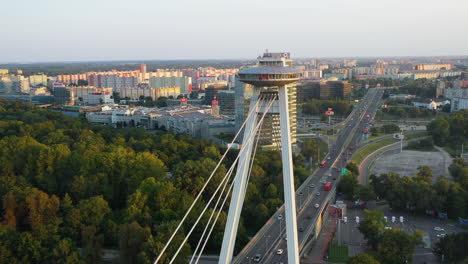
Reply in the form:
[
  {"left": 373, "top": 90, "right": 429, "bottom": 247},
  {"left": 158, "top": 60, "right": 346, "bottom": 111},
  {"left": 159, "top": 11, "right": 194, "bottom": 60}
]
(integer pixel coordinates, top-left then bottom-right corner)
[
  {"left": 276, "top": 249, "right": 283, "bottom": 255},
  {"left": 314, "top": 203, "right": 320, "bottom": 208},
  {"left": 434, "top": 227, "right": 445, "bottom": 232}
]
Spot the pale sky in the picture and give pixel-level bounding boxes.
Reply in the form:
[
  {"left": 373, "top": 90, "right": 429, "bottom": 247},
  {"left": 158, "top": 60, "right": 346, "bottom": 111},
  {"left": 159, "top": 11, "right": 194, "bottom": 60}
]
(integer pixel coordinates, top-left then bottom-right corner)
[{"left": 1, "top": 0, "right": 467, "bottom": 62}]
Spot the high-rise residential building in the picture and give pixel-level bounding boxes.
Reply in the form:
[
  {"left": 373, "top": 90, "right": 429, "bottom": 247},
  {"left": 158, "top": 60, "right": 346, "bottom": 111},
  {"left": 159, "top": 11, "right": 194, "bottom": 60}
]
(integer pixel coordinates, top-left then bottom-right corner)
[
  {"left": 302, "top": 70, "right": 322, "bottom": 79},
  {"left": 296, "top": 81, "right": 321, "bottom": 103},
  {"left": 234, "top": 52, "right": 298, "bottom": 146},
  {"left": 53, "top": 83, "right": 74, "bottom": 105},
  {"left": 29, "top": 74, "right": 48, "bottom": 87},
  {"left": 0, "top": 75, "right": 28, "bottom": 95},
  {"left": 140, "top": 64, "right": 147, "bottom": 74},
  {"left": 217, "top": 90, "right": 235, "bottom": 116},
  {"left": 319, "top": 80, "right": 352, "bottom": 99},
  {"left": 445, "top": 88, "right": 468, "bottom": 112},
  {"left": 149, "top": 76, "right": 191, "bottom": 94},
  {"left": 462, "top": 72, "right": 468, "bottom": 81},
  {"left": 414, "top": 64, "right": 452, "bottom": 71},
  {"left": 436, "top": 79, "right": 446, "bottom": 98},
  {"left": 204, "top": 86, "right": 223, "bottom": 104}
]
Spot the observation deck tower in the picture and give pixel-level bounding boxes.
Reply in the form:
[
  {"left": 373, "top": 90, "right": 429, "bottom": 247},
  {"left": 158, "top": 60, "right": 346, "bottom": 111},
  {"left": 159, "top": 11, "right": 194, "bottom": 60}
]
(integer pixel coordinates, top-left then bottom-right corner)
[{"left": 219, "top": 52, "right": 302, "bottom": 264}]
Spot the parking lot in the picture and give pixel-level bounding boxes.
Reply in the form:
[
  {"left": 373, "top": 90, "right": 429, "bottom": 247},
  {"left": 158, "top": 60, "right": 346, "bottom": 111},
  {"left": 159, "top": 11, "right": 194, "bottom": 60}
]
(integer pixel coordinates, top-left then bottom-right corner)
[{"left": 332, "top": 201, "right": 466, "bottom": 264}]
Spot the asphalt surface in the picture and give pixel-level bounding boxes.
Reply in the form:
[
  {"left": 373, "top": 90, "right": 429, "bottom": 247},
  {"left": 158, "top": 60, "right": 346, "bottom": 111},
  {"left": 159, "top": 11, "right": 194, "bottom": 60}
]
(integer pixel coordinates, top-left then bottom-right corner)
[{"left": 233, "top": 88, "right": 384, "bottom": 264}]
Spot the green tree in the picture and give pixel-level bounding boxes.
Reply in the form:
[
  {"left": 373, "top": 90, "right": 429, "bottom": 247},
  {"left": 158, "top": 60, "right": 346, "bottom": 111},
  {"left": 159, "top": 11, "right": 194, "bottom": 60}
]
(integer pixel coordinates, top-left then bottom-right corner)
[
  {"left": 347, "top": 253, "right": 381, "bottom": 264},
  {"left": 427, "top": 117, "right": 450, "bottom": 146},
  {"left": 355, "top": 185, "right": 377, "bottom": 201},
  {"left": 377, "top": 229, "right": 422, "bottom": 264},
  {"left": 358, "top": 210, "right": 385, "bottom": 249},
  {"left": 119, "top": 221, "right": 151, "bottom": 264},
  {"left": 433, "top": 232, "right": 468, "bottom": 264},
  {"left": 338, "top": 173, "right": 358, "bottom": 199},
  {"left": 346, "top": 162, "right": 359, "bottom": 175},
  {"left": 416, "top": 165, "right": 433, "bottom": 184}
]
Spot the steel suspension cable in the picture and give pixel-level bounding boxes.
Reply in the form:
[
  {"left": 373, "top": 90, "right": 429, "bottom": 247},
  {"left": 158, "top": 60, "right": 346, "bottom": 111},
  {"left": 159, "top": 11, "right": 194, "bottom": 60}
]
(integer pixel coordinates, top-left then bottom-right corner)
[
  {"left": 167, "top": 96, "right": 276, "bottom": 264},
  {"left": 193, "top": 95, "right": 272, "bottom": 263},
  {"left": 153, "top": 97, "right": 262, "bottom": 264}
]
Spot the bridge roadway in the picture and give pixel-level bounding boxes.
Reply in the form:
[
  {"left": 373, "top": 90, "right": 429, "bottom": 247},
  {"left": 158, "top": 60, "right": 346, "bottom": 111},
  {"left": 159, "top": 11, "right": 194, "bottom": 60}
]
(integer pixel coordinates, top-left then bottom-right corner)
[{"left": 232, "top": 88, "right": 384, "bottom": 264}]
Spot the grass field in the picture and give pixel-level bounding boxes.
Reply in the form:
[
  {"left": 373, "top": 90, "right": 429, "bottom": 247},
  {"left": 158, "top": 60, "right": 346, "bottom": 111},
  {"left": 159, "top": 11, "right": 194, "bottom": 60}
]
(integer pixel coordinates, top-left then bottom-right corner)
[
  {"left": 351, "top": 137, "right": 399, "bottom": 165},
  {"left": 328, "top": 243, "right": 349, "bottom": 262},
  {"left": 404, "top": 131, "right": 428, "bottom": 140}
]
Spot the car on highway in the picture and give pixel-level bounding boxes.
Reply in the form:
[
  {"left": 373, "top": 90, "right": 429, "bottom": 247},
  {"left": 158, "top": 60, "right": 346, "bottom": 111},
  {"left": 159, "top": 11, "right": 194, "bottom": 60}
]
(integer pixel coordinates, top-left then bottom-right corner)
[
  {"left": 434, "top": 227, "right": 445, "bottom": 232},
  {"left": 276, "top": 249, "right": 283, "bottom": 255},
  {"left": 253, "top": 254, "right": 261, "bottom": 262},
  {"left": 314, "top": 203, "right": 320, "bottom": 208}
]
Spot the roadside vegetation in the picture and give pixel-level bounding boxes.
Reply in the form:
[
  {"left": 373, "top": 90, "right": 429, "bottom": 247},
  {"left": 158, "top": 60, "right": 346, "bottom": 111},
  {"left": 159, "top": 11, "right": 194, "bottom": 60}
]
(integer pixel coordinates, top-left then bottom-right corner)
[
  {"left": 426, "top": 110, "right": 468, "bottom": 157},
  {"left": 369, "top": 124, "right": 400, "bottom": 137},
  {"left": 302, "top": 99, "right": 352, "bottom": 117},
  {"left": 375, "top": 106, "right": 436, "bottom": 120},
  {"left": 350, "top": 138, "right": 398, "bottom": 165},
  {"left": 404, "top": 137, "right": 436, "bottom": 151}
]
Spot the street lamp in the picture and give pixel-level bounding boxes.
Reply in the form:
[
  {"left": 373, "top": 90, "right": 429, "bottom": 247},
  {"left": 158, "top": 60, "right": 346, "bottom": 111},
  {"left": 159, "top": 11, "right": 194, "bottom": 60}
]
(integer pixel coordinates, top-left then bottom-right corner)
[
  {"left": 277, "top": 214, "right": 283, "bottom": 234},
  {"left": 264, "top": 235, "right": 271, "bottom": 253}
]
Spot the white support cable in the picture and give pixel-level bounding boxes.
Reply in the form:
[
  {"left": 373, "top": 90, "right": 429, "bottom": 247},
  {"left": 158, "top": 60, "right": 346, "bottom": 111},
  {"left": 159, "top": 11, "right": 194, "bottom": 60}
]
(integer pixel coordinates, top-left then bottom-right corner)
[
  {"left": 194, "top": 177, "right": 235, "bottom": 264},
  {"left": 168, "top": 96, "right": 276, "bottom": 264},
  {"left": 194, "top": 98, "right": 268, "bottom": 264},
  {"left": 189, "top": 158, "right": 238, "bottom": 263},
  {"left": 153, "top": 98, "right": 262, "bottom": 264},
  {"left": 243, "top": 96, "right": 266, "bottom": 192},
  {"left": 171, "top": 96, "right": 275, "bottom": 263},
  {"left": 190, "top": 98, "right": 267, "bottom": 263}
]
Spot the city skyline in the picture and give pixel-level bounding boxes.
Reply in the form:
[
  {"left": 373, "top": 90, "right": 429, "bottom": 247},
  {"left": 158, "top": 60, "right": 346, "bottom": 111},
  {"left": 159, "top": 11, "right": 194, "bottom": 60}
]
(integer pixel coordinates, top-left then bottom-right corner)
[{"left": 2, "top": 0, "right": 468, "bottom": 63}]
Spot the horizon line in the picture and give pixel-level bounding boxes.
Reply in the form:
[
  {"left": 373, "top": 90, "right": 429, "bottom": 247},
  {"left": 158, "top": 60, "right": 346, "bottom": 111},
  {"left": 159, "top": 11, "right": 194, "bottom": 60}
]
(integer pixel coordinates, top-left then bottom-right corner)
[{"left": 2, "top": 54, "right": 468, "bottom": 65}]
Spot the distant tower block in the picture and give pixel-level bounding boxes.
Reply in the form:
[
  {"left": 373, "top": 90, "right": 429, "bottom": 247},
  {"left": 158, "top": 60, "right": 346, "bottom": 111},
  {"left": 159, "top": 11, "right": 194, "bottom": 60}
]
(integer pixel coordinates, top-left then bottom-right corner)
[
  {"left": 211, "top": 96, "right": 220, "bottom": 117},
  {"left": 140, "top": 63, "right": 146, "bottom": 81},
  {"left": 219, "top": 51, "right": 301, "bottom": 264}
]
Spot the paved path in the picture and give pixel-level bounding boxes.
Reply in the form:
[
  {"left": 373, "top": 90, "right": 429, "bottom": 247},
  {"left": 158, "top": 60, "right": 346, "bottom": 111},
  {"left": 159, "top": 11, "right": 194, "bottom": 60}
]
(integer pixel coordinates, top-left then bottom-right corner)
[
  {"left": 305, "top": 218, "right": 338, "bottom": 263},
  {"left": 434, "top": 146, "right": 454, "bottom": 180}
]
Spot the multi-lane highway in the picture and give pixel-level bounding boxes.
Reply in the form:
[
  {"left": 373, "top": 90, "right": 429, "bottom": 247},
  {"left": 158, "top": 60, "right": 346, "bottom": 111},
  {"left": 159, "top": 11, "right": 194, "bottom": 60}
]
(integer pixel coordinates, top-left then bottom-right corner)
[{"left": 233, "top": 88, "right": 384, "bottom": 264}]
